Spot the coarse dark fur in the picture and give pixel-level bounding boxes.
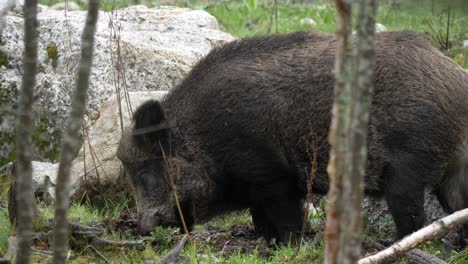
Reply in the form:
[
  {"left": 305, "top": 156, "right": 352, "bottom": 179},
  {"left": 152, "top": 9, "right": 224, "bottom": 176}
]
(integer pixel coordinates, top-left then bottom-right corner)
[{"left": 117, "top": 30, "right": 468, "bottom": 242}]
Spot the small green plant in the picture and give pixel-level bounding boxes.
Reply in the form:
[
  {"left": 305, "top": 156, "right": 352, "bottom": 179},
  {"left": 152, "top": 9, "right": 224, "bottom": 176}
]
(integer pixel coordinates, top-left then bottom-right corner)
[
  {"left": 46, "top": 43, "right": 59, "bottom": 69},
  {"left": 0, "top": 51, "right": 8, "bottom": 68},
  {"left": 150, "top": 226, "right": 175, "bottom": 251},
  {"left": 454, "top": 52, "right": 467, "bottom": 69},
  {"left": 0, "top": 208, "right": 12, "bottom": 256},
  {"left": 212, "top": 210, "right": 251, "bottom": 229},
  {"left": 242, "top": 0, "right": 258, "bottom": 11}
]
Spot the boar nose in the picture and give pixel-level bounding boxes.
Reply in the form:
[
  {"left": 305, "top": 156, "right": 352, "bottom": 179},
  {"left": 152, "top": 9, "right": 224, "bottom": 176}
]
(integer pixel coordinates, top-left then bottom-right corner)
[{"left": 138, "top": 213, "right": 160, "bottom": 236}]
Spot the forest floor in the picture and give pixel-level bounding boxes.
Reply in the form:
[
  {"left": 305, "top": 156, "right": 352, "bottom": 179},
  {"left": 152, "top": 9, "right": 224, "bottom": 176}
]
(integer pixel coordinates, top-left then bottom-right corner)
[{"left": 1, "top": 186, "right": 467, "bottom": 263}]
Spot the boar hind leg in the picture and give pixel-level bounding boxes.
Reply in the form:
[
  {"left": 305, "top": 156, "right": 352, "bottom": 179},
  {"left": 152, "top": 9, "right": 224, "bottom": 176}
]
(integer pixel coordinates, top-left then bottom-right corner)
[
  {"left": 435, "top": 158, "right": 468, "bottom": 247},
  {"left": 383, "top": 155, "right": 427, "bottom": 240}
]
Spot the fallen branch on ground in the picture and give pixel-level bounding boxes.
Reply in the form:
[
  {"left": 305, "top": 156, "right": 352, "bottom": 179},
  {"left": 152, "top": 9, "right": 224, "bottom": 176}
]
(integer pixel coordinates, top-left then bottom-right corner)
[
  {"left": 158, "top": 235, "right": 188, "bottom": 264},
  {"left": 91, "top": 235, "right": 145, "bottom": 249},
  {"left": 69, "top": 222, "right": 145, "bottom": 249},
  {"left": 87, "top": 245, "right": 110, "bottom": 264},
  {"left": 405, "top": 249, "right": 446, "bottom": 264},
  {"left": 70, "top": 222, "right": 104, "bottom": 236},
  {"left": 359, "top": 208, "right": 468, "bottom": 264}
]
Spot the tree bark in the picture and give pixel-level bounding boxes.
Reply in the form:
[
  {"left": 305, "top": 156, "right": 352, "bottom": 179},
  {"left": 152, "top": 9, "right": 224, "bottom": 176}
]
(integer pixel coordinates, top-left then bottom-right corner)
[
  {"left": 324, "top": 0, "right": 353, "bottom": 261},
  {"left": 14, "top": 1, "right": 38, "bottom": 263},
  {"left": 359, "top": 208, "right": 468, "bottom": 264},
  {"left": 325, "top": 0, "right": 377, "bottom": 263},
  {"left": 52, "top": 0, "right": 100, "bottom": 263}
]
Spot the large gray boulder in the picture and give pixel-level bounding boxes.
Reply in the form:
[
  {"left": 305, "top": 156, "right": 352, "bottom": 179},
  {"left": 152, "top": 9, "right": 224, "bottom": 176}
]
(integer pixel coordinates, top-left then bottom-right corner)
[{"left": 0, "top": 5, "right": 234, "bottom": 167}]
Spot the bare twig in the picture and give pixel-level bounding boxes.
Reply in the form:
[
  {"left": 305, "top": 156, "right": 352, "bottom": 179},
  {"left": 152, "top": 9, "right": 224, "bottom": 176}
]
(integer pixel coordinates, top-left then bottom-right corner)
[
  {"left": 52, "top": 0, "right": 101, "bottom": 262},
  {"left": 6, "top": 236, "right": 16, "bottom": 261},
  {"left": 162, "top": 150, "right": 199, "bottom": 264},
  {"left": 84, "top": 127, "right": 109, "bottom": 183},
  {"left": 81, "top": 126, "right": 87, "bottom": 181},
  {"left": 87, "top": 245, "right": 110, "bottom": 264},
  {"left": 70, "top": 222, "right": 104, "bottom": 236},
  {"left": 31, "top": 248, "right": 53, "bottom": 256},
  {"left": 15, "top": 0, "right": 38, "bottom": 262},
  {"left": 68, "top": 221, "right": 145, "bottom": 249},
  {"left": 445, "top": 6, "right": 451, "bottom": 50},
  {"left": 359, "top": 208, "right": 468, "bottom": 264},
  {"left": 107, "top": 8, "right": 133, "bottom": 130},
  {"left": 274, "top": 0, "right": 278, "bottom": 33},
  {"left": 158, "top": 235, "right": 188, "bottom": 264},
  {"left": 91, "top": 235, "right": 145, "bottom": 249}
]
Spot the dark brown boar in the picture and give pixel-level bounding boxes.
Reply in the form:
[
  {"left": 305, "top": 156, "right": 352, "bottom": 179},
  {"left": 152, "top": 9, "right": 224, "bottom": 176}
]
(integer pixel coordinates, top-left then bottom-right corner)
[{"left": 117, "top": 30, "right": 468, "bottom": 242}]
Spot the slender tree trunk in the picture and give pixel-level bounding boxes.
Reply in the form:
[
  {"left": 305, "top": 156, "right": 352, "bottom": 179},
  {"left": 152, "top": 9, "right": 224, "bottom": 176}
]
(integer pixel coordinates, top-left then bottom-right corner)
[
  {"left": 324, "top": 0, "right": 353, "bottom": 262},
  {"left": 325, "top": 0, "right": 377, "bottom": 263},
  {"left": 52, "top": 0, "right": 100, "bottom": 263},
  {"left": 15, "top": 1, "right": 38, "bottom": 263},
  {"left": 345, "top": 0, "right": 378, "bottom": 260}
]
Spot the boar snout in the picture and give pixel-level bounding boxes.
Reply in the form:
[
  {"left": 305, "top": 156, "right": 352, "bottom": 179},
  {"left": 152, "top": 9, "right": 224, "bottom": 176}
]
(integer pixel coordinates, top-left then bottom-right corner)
[{"left": 138, "top": 212, "right": 160, "bottom": 236}]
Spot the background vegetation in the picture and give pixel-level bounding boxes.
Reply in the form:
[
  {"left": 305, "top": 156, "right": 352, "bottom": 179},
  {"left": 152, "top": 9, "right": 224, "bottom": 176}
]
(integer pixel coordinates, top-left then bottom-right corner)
[{"left": 38, "top": 0, "right": 468, "bottom": 68}]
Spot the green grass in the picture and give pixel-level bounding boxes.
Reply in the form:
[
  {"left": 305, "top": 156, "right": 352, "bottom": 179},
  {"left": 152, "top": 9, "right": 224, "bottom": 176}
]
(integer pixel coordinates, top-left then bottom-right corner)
[
  {"left": 211, "top": 210, "right": 252, "bottom": 229},
  {"left": 0, "top": 208, "right": 12, "bottom": 256}
]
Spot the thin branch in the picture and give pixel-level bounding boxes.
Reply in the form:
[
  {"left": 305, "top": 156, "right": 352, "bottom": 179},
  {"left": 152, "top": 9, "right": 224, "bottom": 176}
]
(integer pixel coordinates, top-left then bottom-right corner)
[
  {"left": 158, "top": 235, "right": 188, "bottom": 264},
  {"left": 81, "top": 126, "right": 87, "bottom": 181},
  {"left": 359, "top": 208, "right": 468, "bottom": 264},
  {"left": 444, "top": 6, "right": 450, "bottom": 50},
  {"left": 68, "top": 222, "right": 144, "bottom": 249},
  {"left": 87, "top": 245, "right": 110, "bottom": 264},
  {"left": 274, "top": 0, "right": 278, "bottom": 33},
  {"left": 161, "top": 150, "right": 199, "bottom": 264},
  {"left": 52, "top": 0, "right": 101, "bottom": 262},
  {"left": 15, "top": 0, "right": 38, "bottom": 263},
  {"left": 90, "top": 235, "right": 145, "bottom": 249}
]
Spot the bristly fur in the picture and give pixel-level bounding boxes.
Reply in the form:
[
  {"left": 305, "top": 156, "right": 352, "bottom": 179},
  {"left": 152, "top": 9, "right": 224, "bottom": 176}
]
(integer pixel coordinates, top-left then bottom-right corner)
[{"left": 118, "top": 30, "right": 468, "bottom": 242}]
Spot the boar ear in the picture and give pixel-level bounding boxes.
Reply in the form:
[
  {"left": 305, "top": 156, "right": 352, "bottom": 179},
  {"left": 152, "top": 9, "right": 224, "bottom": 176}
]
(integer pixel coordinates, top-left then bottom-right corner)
[{"left": 132, "top": 100, "right": 169, "bottom": 152}]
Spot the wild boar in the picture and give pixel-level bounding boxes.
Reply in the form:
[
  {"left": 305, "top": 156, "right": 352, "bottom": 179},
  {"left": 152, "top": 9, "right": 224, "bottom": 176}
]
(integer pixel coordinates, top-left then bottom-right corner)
[{"left": 117, "top": 30, "right": 468, "bottom": 242}]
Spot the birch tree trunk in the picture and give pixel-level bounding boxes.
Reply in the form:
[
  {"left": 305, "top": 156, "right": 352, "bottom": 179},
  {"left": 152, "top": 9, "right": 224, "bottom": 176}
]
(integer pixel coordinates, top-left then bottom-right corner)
[
  {"left": 325, "top": 0, "right": 377, "bottom": 263},
  {"left": 52, "top": 0, "right": 100, "bottom": 263},
  {"left": 14, "top": 0, "right": 38, "bottom": 263}
]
